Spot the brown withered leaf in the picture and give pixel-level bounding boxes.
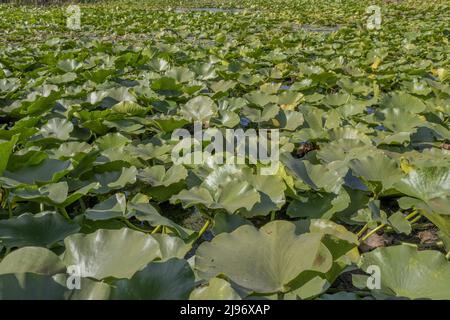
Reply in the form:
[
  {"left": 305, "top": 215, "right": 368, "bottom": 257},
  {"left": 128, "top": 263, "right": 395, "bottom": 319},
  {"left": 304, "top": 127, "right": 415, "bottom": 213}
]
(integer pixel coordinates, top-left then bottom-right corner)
[
  {"left": 360, "top": 232, "right": 393, "bottom": 252},
  {"left": 418, "top": 230, "right": 438, "bottom": 244}
]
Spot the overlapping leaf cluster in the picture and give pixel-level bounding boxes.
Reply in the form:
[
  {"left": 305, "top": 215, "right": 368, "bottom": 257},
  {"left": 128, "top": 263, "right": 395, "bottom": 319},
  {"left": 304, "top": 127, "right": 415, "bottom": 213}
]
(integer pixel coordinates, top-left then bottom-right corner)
[{"left": 0, "top": 0, "right": 449, "bottom": 300}]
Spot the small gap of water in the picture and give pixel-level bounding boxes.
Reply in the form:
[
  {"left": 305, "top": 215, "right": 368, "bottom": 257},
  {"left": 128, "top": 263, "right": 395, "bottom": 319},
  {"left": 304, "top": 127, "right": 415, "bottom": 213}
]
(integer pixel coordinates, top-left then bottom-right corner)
[{"left": 366, "top": 106, "right": 376, "bottom": 114}]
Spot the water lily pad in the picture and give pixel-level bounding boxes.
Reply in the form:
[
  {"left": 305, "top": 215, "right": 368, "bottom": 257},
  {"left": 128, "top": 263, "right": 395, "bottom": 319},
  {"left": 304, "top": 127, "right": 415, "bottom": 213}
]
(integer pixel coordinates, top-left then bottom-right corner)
[
  {"left": 1, "top": 159, "right": 72, "bottom": 187},
  {"left": 130, "top": 202, "right": 192, "bottom": 239},
  {"left": 282, "top": 154, "right": 344, "bottom": 194},
  {"left": 394, "top": 167, "right": 450, "bottom": 215},
  {"left": 62, "top": 228, "right": 161, "bottom": 280},
  {"left": 138, "top": 165, "right": 187, "bottom": 187},
  {"left": 0, "top": 247, "right": 66, "bottom": 275},
  {"left": 0, "top": 135, "right": 19, "bottom": 176},
  {"left": 85, "top": 193, "right": 127, "bottom": 221},
  {"left": 53, "top": 274, "right": 111, "bottom": 300},
  {"left": 0, "top": 273, "right": 67, "bottom": 300},
  {"left": 180, "top": 96, "right": 217, "bottom": 122},
  {"left": 189, "top": 278, "right": 241, "bottom": 300},
  {"left": 0, "top": 212, "right": 80, "bottom": 248},
  {"left": 212, "top": 212, "right": 252, "bottom": 235},
  {"left": 360, "top": 245, "right": 450, "bottom": 299},
  {"left": 39, "top": 118, "right": 74, "bottom": 141},
  {"left": 287, "top": 190, "right": 350, "bottom": 219},
  {"left": 349, "top": 153, "right": 401, "bottom": 189},
  {"left": 171, "top": 165, "right": 260, "bottom": 213},
  {"left": 381, "top": 92, "right": 426, "bottom": 113},
  {"left": 196, "top": 220, "right": 332, "bottom": 293},
  {"left": 111, "top": 258, "right": 195, "bottom": 299},
  {"left": 152, "top": 234, "right": 192, "bottom": 260}
]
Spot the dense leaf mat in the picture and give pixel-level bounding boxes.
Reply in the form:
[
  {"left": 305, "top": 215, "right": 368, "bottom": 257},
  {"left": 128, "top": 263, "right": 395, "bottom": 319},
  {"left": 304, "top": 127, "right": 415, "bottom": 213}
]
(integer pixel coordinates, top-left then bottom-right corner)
[{"left": 0, "top": 0, "right": 449, "bottom": 300}]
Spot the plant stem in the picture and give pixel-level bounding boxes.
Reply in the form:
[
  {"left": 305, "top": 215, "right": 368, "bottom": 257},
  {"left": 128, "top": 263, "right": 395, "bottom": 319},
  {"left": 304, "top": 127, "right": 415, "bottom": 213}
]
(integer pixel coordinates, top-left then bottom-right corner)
[
  {"left": 78, "top": 198, "right": 86, "bottom": 212},
  {"left": 409, "top": 214, "right": 422, "bottom": 224},
  {"left": 360, "top": 210, "right": 420, "bottom": 240},
  {"left": 270, "top": 211, "right": 276, "bottom": 221},
  {"left": 151, "top": 225, "right": 162, "bottom": 234},
  {"left": 59, "top": 207, "right": 71, "bottom": 221},
  {"left": 405, "top": 210, "right": 419, "bottom": 221},
  {"left": 0, "top": 190, "right": 6, "bottom": 209},
  {"left": 8, "top": 202, "right": 12, "bottom": 219},
  {"left": 361, "top": 223, "right": 386, "bottom": 242},
  {"left": 3, "top": 189, "right": 10, "bottom": 209},
  {"left": 357, "top": 223, "right": 369, "bottom": 238},
  {"left": 197, "top": 219, "right": 211, "bottom": 239}
]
